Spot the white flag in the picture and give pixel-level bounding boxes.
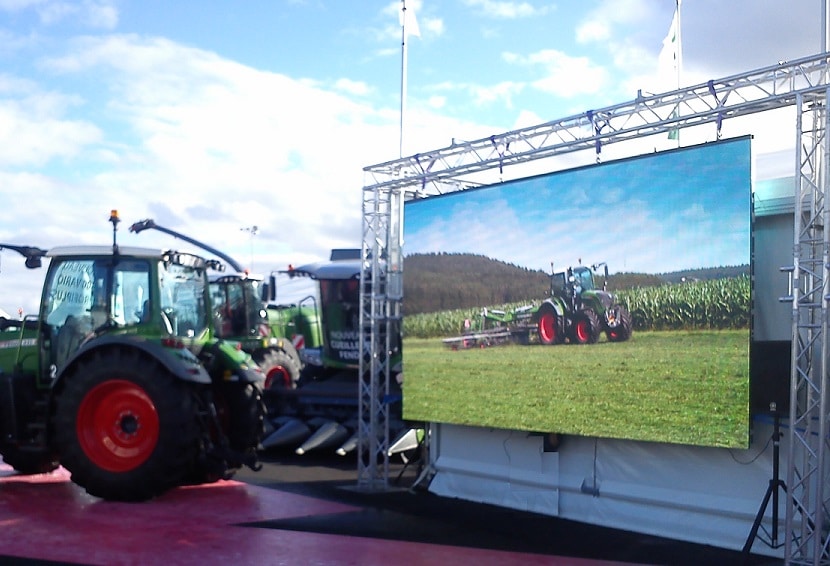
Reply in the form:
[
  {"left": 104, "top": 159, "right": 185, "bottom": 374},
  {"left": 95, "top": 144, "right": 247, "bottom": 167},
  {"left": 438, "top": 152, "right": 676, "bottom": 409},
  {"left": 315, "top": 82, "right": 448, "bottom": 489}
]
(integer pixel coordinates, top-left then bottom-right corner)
[
  {"left": 658, "top": 7, "right": 678, "bottom": 78},
  {"left": 400, "top": 2, "right": 421, "bottom": 38}
]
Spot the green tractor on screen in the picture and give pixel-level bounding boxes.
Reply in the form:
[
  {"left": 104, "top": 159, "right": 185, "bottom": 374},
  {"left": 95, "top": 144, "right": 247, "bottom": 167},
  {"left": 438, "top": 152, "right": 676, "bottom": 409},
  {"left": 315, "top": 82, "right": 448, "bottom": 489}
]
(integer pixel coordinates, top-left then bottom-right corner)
[{"left": 534, "top": 261, "right": 633, "bottom": 345}]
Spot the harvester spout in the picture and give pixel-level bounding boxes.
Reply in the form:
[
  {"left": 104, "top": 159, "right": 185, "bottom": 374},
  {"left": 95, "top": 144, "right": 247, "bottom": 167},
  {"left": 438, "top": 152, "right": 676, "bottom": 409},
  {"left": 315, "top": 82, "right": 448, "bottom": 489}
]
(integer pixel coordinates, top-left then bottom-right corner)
[{"left": 129, "top": 218, "right": 246, "bottom": 272}]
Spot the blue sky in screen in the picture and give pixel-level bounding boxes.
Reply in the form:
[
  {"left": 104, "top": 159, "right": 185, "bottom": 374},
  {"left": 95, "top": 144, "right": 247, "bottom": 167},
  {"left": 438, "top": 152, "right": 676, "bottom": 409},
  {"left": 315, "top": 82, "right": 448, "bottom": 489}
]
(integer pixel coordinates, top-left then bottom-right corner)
[
  {"left": 404, "top": 137, "right": 751, "bottom": 274},
  {"left": 0, "top": 1, "right": 819, "bottom": 314}
]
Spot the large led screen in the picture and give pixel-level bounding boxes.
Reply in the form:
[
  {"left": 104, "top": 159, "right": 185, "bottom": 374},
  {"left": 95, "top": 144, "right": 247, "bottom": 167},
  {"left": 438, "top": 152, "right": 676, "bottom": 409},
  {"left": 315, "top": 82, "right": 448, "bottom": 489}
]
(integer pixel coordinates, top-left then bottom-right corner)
[{"left": 402, "top": 137, "right": 752, "bottom": 449}]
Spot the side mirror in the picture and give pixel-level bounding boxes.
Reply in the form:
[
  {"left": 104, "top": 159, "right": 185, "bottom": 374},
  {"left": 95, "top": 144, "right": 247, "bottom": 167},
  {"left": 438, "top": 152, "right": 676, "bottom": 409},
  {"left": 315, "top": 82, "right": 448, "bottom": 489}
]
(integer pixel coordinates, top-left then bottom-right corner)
[
  {"left": 261, "top": 275, "right": 277, "bottom": 302},
  {"left": 25, "top": 257, "right": 42, "bottom": 269}
]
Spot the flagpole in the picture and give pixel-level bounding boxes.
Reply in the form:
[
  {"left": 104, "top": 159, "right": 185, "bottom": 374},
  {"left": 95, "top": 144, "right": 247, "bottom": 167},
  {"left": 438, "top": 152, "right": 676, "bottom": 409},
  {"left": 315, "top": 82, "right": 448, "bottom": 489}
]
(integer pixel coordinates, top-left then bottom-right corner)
[
  {"left": 674, "top": 0, "right": 681, "bottom": 147},
  {"left": 676, "top": 0, "right": 682, "bottom": 91},
  {"left": 400, "top": 0, "right": 409, "bottom": 158}
]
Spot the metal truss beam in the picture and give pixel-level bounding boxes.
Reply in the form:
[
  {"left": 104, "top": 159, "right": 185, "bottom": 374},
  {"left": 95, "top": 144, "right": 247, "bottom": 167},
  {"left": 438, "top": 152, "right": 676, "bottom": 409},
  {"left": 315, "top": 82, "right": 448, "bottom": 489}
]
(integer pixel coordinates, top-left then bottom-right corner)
[
  {"left": 786, "top": 89, "right": 830, "bottom": 566},
  {"left": 357, "top": 185, "right": 404, "bottom": 489},
  {"left": 364, "top": 53, "right": 830, "bottom": 196}
]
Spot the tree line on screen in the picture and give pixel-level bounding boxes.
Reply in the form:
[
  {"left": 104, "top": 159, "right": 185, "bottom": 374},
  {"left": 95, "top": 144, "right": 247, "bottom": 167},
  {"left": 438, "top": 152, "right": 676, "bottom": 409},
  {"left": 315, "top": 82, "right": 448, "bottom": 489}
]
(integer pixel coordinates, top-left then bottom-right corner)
[{"left": 402, "top": 252, "right": 749, "bottom": 338}]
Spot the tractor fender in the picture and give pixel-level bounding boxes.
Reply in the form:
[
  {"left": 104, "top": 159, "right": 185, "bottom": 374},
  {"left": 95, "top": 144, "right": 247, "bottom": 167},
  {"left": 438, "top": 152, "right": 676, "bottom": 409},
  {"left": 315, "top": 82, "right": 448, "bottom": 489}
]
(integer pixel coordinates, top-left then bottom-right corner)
[
  {"left": 533, "top": 298, "right": 566, "bottom": 320},
  {"left": 54, "top": 334, "right": 212, "bottom": 392}
]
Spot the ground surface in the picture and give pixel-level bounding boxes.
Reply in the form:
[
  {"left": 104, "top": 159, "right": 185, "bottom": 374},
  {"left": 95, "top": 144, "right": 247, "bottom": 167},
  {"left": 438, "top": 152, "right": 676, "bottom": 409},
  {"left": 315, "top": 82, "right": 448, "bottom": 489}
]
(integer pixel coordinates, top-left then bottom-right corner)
[{"left": 0, "top": 448, "right": 780, "bottom": 565}]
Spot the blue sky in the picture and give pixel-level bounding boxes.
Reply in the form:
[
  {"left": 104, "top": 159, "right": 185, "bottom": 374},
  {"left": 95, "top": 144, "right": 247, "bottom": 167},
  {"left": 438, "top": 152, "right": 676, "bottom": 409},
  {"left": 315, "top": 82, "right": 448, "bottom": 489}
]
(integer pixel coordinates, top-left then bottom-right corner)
[
  {"left": 0, "top": 0, "right": 821, "bottom": 314},
  {"left": 404, "top": 137, "right": 751, "bottom": 274}
]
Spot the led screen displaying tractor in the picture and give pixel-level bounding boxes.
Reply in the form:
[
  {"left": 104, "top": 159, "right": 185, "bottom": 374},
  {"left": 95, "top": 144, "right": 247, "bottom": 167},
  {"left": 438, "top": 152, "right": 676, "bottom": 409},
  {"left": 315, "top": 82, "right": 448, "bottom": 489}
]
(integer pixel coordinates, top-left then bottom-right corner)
[{"left": 402, "top": 136, "right": 752, "bottom": 449}]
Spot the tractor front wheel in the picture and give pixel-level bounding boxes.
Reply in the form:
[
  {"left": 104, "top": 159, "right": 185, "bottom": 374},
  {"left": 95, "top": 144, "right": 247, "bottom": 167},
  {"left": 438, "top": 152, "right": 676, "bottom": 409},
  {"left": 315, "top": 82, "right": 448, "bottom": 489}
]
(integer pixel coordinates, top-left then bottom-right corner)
[
  {"left": 606, "top": 305, "right": 633, "bottom": 342},
  {"left": 571, "top": 310, "right": 600, "bottom": 344},
  {"left": 53, "top": 348, "right": 199, "bottom": 501},
  {"left": 255, "top": 348, "right": 301, "bottom": 390}
]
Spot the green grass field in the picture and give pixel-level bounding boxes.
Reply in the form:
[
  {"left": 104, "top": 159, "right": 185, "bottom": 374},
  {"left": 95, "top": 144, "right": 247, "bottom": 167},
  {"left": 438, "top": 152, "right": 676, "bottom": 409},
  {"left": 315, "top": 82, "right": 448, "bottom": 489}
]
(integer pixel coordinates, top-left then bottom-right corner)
[{"left": 402, "top": 329, "right": 749, "bottom": 449}]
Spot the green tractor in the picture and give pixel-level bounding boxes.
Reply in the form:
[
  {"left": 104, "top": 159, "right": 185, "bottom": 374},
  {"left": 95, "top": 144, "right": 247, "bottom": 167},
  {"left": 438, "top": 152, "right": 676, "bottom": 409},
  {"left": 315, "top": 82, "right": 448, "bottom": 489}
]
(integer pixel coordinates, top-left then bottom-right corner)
[
  {"left": 128, "top": 219, "right": 303, "bottom": 391},
  {"left": 0, "top": 212, "right": 266, "bottom": 501},
  {"left": 535, "top": 261, "right": 633, "bottom": 345}
]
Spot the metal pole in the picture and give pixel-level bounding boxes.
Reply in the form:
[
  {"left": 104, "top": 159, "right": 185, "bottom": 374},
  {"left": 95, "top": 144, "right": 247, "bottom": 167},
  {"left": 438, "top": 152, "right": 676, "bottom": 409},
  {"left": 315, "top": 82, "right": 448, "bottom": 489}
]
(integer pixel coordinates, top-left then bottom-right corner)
[{"left": 399, "top": 0, "right": 408, "bottom": 158}]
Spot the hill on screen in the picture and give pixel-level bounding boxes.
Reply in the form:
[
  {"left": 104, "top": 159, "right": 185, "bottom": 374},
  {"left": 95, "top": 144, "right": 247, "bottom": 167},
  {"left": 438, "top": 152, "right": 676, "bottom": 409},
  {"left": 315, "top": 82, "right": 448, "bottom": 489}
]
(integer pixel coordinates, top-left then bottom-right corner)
[{"left": 403, "top": 252, "right": 749, "bottom": 316}]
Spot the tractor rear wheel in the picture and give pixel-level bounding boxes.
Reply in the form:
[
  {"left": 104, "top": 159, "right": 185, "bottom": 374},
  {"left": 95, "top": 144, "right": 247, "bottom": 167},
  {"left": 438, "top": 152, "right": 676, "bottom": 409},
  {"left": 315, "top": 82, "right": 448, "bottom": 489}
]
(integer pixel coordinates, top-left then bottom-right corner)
[
  {"left": 537, "top": 309, "right": 563, "bottom": 345},
  {"left": 255, "top": 348, "right": 300, "bottom": 390},
  {"left": 606, "top": 305, "right": 633, "bottom": 342},
  {"left": 53, "top": 348, "right": 199, "bottom": 501},
  {"left": 571, "top": 309, "right": 600, "bottom": 344}
]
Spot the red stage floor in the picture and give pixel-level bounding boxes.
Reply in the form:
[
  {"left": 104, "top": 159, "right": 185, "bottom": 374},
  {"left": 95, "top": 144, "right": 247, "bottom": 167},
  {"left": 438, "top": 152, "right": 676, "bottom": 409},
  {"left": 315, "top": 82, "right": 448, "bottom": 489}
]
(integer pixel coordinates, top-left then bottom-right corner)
[{"left": 1, "top": 460, "right": 632, "bottom": 566}]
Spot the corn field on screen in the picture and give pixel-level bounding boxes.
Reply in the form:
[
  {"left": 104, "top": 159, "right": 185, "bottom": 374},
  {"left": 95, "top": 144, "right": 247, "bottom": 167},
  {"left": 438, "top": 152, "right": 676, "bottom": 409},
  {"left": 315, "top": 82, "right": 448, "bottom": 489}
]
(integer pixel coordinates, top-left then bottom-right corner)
[{"left": 402, "top": 137, "right": 752, "bottom": 449}]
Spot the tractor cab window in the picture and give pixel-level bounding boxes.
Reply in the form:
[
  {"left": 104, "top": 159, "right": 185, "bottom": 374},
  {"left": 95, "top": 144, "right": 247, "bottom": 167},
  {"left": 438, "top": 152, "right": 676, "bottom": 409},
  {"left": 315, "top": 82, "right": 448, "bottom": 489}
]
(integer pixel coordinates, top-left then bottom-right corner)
[
  {"left": 159, "top": 262, "right": 207, "bottom": 338},
  {"left": 44, "top": 260, "right": 95, "bottom": 328},
  {"left": 572, "top": 267, "right": 595, "bottom": 292},
  {"left": 551, "top": 272, "right": 567, "bottom": 296},
  {"left": 43, "top": 258, "right": 152, "bottom": 366},
  {"left": 319, "top": 278, "right": 360, "bottom": 364},
  {"left": 211, "top": 280, "right": 263, "bottom": 338},
  {"left": 114, "top": 260, "right": 152, "bottom": 325}
]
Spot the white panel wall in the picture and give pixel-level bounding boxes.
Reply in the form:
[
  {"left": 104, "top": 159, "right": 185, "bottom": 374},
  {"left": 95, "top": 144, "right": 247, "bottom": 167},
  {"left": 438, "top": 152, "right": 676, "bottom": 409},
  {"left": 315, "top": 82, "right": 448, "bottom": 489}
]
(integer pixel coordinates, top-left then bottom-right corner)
[{"left": 427, "top": 420, "right": 783, "bottom": 558}]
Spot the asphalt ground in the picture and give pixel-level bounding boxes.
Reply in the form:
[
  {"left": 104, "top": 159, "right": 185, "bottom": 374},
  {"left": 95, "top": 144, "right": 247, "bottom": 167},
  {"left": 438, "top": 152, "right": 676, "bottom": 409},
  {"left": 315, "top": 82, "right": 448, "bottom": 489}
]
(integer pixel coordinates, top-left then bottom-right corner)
[{"left": 233, "top": 448, "right": 780, "bottom": 566}]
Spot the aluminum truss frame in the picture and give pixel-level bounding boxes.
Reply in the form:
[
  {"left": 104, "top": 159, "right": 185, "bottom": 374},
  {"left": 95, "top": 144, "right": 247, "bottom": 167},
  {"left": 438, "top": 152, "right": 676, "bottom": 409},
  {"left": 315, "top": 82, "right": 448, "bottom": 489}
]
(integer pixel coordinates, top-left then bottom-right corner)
[
  {"left": 358, "top": 51, "right": 830, "bottom": 564},
  {"left": 785, "top": 90, "right": 830, "bottom": 565}
]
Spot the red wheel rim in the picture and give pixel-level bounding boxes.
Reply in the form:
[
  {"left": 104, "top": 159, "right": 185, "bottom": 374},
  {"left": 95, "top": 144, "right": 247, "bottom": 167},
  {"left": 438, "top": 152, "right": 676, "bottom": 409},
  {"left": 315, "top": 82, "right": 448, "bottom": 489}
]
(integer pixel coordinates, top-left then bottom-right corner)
[
  {"left": 265, "top": 365, "right": 291, "bottom": 389},
  {"left": 539, "top": 313, "right": 556, "bottom": 343},
  {"left": 76, "top": 379, "right": 159, "bottom": 473},
  {"left": 575, "top": 320, "right": 589, "bottom": 342}
]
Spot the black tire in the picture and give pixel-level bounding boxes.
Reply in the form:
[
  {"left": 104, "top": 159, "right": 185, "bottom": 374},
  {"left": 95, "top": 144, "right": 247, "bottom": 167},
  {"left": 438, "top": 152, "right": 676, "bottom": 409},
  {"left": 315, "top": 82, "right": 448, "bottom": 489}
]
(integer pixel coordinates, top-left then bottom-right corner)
[
  {"left": 570, "top": 309, "right": 600, "bottom": 344},
  {"left": 537, "top": 308, "right": 563, "bottom": 345},
  {"left": 53, "top": 348, "right": 200, "bottom": 502},
  {"left": 254, "top": 348, "right": 301, "bottom": 390},
  {"left": 0, "top": 444, "right": 59, "bottom": 475},
  {"left": 216, "top": 382, "right": 265, "bottom": 466},
  {"left": 606, "top": 304, "right": 633, "bottom": 342}
]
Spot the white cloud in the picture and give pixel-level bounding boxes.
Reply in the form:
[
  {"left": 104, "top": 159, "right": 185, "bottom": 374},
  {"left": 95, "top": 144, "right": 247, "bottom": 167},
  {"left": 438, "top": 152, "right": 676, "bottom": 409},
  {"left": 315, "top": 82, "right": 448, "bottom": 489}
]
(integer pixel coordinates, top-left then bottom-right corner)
[
  {"left": 470, "top": 80, "right": 523, "bottom": 107},
  {"left": 427, "top": 95, "right": 446, "bottom": 109},
  {"left": 0, "top": 91, "right": 101, "bottom": 167},
  {"left": 334, "top": 78, "right": 372, "bottom": 96},
  {"left": 505, "top": 49, "right": 607, "bottom": 97},
  {"left": 576, "top": 21, "right": 609, "bottom": 43},
  {"left": 0, "top": 32, "right": 505, "bottom": 312},
  {"left": 0, "top": 0, "right": 118, "bottom": 29},
  {"left": 422, "top": 16, "right": 445, "bottom": 36},
  {"left": 462, "top": 0, "right": 550, "bottom": 19}
]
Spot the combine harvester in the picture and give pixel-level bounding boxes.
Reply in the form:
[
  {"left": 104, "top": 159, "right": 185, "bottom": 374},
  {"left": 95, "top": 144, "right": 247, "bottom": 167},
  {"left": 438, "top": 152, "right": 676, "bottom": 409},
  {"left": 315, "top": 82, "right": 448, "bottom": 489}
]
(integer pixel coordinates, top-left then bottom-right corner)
[{"left": 259, "top": 249, "right": 412, "bottom": 458}]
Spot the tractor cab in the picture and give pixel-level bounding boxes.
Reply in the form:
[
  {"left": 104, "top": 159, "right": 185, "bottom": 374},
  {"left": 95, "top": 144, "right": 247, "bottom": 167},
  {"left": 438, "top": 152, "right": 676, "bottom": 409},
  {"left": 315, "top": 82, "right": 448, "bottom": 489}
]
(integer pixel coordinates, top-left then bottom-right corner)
[
  {"left": 280, "top": 256, "right": 362, "bottom": 371},
  {"left": 209, "top": 273, "right": 269, "bottom": 339},
  {"left": 570, "top": 265, "right": 596, "bottom": 293},
  {"left": 42, "top": 246, "right": 214, "bottom": 374}
]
